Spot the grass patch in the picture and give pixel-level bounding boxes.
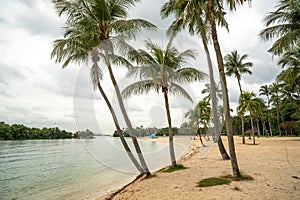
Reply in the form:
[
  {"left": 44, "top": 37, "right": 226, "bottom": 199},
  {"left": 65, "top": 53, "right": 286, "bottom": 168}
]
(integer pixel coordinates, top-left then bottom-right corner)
[
  {"left": 221, "top": 173, "right": 254, "bottom": 181},
  {"left": 197, "top": 178, "right": 231, "bottom": 187},
  {"left": 162, "top": 164, "right": 187, "bottom": 173}
]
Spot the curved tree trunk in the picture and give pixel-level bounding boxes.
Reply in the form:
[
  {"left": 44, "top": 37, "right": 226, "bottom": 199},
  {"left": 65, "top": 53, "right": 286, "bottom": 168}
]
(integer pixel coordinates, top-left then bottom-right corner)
[
  {"left": 97, "top": 82, "right": 144, "bottom": 174},
  {"left": 163, "top": 90, "right": 177, "bottom": 167},
  {"left": 208, "top": 0, "right": 241, "bottom": 177},
  {"left": 104, "top": 48, "right": 151, "bottom": 176},
  {"left": 201, "top": 36, "right": 230, "bottom": 159},
  {"left": 197, "top": 126, "right": 205, "bottom": 147}
]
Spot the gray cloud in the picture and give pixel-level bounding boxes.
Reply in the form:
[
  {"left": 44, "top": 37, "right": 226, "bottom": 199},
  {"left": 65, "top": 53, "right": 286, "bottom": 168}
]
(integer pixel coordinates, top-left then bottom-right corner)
[{"left": 0, "top": 62, "right": 24, "bottom": 85}]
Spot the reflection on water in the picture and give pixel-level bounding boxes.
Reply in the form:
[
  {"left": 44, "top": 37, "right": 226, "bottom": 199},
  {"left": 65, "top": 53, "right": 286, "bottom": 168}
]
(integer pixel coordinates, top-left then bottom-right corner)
[{"left": 0, "top": 136, "right": 191, "bottom": 200}]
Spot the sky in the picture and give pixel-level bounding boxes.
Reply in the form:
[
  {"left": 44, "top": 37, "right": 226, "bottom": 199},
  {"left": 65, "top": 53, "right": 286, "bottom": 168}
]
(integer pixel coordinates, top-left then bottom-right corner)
[{"left": 0, "top": 0, "right": 282, "bottom": 134}]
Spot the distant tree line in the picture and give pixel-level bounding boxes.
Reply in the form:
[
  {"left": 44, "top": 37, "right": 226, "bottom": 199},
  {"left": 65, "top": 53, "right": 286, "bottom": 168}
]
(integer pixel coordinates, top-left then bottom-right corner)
[
  {"left": 0, "top": 122, "right": 73, "bottom": 140},
  {"left": 113, "top": 126, "right": 181, "bottom": 137},
  {"left": 73, "top": 129, "right": 95, "bottom": 139}
]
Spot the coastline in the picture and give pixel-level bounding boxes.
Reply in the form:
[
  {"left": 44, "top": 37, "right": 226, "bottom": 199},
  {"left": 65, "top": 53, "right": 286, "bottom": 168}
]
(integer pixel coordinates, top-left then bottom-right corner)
[
  {"left": 91, "top": 136, "right": 194, "bottom": 200},
  {"left": 97, "top": 136, "right": 300, "bottom": 200}
]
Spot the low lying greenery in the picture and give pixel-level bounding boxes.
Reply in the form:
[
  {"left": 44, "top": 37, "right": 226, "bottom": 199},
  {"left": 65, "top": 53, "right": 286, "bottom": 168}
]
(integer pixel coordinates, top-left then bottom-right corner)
[
  {"left": 197, "top": 178, "right": 231, "bottom": 187},
  {"left": 197, "top": 173, "right": 254, "bottom": 187},
  {"left": 221, "top": 173, "right": 254, "bottom": 181},
  {"left": 162, "top": 164, "right": 187, "bottom": 173}
]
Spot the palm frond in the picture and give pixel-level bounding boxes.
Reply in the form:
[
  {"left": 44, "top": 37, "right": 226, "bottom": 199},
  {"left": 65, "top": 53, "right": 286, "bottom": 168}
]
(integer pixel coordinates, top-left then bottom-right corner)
[
  {"left": 169, "top": 83, "right": 193, "bottom": 102},
  {"left": 122, "top": 80, "right": 159, "bottom": 99}
]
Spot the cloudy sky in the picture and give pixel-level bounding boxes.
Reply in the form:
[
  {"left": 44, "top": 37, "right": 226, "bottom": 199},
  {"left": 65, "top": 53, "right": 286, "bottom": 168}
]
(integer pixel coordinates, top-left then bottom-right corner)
[{"left": 0, "top": 0, "right": 282, "bottom": 134}]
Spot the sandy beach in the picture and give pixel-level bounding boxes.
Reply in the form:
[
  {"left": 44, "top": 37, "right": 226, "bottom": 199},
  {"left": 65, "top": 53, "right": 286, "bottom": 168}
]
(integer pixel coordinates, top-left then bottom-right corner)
[{"left": 99, "top": 136, "right": 300, "bottom": 200}]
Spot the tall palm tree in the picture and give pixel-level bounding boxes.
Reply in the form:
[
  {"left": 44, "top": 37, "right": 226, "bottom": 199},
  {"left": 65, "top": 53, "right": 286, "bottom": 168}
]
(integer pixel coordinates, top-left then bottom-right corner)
[
  {"left": 270, "top": 81, "right": 283, "bottom": 135},
  {"left": 122, "top": 37, "right": 206, "bottom": 167},
  {"left": 161, "top": 0, "right": 230, "bottom": 160},
  {"left": 51, "top": 35, "right": 145, "bottom": 174},
  {"left": 260, "top": 0, "right": 300, "bottom": 55},
  {"left": 51, "top": 0, "right": 156, "bottom": 175},
  {"left": 259, "top": 85, "right": 273, "bottom": 136},
  {"left": 238, "top": 91, "right": 260, "bottom": 145},
  {"left": 207, "top": 0, "right": 251, "bottom": 177},
  {"left": 185, "top": 100, "right": 212, "bottom": 147},
  {"left": 225, "top": 50, "right": 253, "bottom": 143}
]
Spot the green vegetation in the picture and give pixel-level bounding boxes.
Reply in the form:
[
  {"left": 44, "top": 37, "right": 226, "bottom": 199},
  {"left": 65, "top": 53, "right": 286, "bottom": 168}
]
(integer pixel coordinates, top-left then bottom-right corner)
[
  {"left": 197, "top": 173, "right": 253, "bottom": 187},
  {"left": 197, "top": 178, "right": 231, "bottom": 187},
  {"left": 162, "top": 164, "right": 187, "bottom": 173},
  {"left": 112, "top": 127, "right": 179, "bottom": 137},
  {"left": 0, "top": 122, "right": 73, "bottom": 140},
  {"left": 73, "top": 129, "right": 95, "bottom": 139},
  {"left": 221, "top": 173, "right": 254, "bottom": 181}
]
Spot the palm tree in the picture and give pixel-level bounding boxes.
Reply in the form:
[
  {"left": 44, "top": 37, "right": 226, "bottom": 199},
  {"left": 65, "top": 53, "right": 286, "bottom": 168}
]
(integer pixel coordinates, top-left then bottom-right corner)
[
  {"left": 201, "top": 83, "right": 223, "bottom": 102},
  {"left": 185, "top": 100, "right": 212, "bottom": 147},
  {"left": 122, "top": 37, "right": 206, "bottom": 167},
  {"left": 270, "top": 81, "right": 283, "bottom": 135},
  {"left": 259, "top": 0, "right": 300, "bottom": 55},
  {"left": 278, "top": 43, "right": 300, "bottom": 70},
  {"left": 238, "top": 91, "right": 260, "bottom": 145},
  {"left": 207, "top": 0, "right": 251, "bottom": 177},
  {"left": 51, "top": 35, "right": 145, "bottom": 174},
  {"left": 224, "top": 50, "right": 253, "bottom": 144},
  {"left": 259, "top": 85, "right": 273, "bottom": 136},
  {"left": 51, "top": 0, "right": 156, "bottom": 175},
  {"left": 161, "top": 0, "right": 230, "bottom": 160}
]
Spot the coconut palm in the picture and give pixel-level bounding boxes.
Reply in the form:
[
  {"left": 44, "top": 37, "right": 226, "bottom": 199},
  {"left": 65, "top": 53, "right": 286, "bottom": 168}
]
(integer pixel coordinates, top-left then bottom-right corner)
[
  {"left": 185, "top": 100, "right": 212, "bottom": 146},
  {"left": 122, "top": 37, "right": 206, "bottom": 167},
  {"left": 270, "top": 81, "right": 283, "bottom": 135},
  {"left": 51, "top": 0, "right": 156, "bottom": 175},
  {"left": 260, "top": 0, "right": 300, "bottom": 55},
  {"left": 51, "top": 34, "right": 145, "bottom": 174},
  {"left": 206, "top": 0, "right": 251, "bottom": 177},
  {"left": 278, "top": 43, "right": 300, "bottom": 70},
  {"left": 259, "top": 85, "right": 273, "bottom": 136},
  {"left": 161, "top": 0, "right": 230, "bottom": 160},
  {"left": 238, "top": 91, "right": 260, "bottom": 145},
  {"left": 224, "top": 50, "right": 253, "bottom": 143},
  {"left": 201, "top": 83, "right": 223, "bottom": 102}
]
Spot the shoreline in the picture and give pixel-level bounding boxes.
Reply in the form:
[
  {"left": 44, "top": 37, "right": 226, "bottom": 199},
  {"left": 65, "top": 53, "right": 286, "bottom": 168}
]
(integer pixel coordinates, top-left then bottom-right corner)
[
  {"left": 97, "top": 136, "right": 300, "bottom": 200},
  {"left": 92, "top": 136, "right": 194, "bottom": 200}
]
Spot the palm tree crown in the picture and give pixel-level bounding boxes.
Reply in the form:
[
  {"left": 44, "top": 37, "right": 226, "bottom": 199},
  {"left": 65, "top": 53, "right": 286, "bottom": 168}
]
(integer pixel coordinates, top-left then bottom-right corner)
[
  {"left": 224, "top": 50, "right": 253, "bottom": 83},
  {"left": 259, "top": 0, "right": 300, "bottom": 55},
  {"left": 122, "top": 37, "right": 206, "bottom": 100}
]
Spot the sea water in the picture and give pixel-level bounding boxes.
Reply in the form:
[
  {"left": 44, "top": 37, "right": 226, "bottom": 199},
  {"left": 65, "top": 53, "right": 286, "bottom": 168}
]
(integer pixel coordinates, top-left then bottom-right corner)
[{"left": 0, "top": 136, "right": 191, "bottom": 200}]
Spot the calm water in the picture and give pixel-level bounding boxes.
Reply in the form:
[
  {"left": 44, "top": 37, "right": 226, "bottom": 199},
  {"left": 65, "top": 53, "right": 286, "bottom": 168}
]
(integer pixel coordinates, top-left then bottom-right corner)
[{"left": 0, "top": 137, "right": 190, "bottom": 200}]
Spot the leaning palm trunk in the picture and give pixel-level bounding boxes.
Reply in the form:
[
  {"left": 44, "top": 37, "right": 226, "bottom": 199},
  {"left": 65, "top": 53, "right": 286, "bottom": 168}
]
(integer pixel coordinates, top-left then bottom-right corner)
[
  {"left": 104, "top": 50, "right": 151, "bottom": 176},
  {"left": 97, "top": 82, "right": 144, "bottom": 174},
  {"left": 197, "top": 123, "right": 205, "bottom": 147},
  {"left": 208, "top": 0, "right": 241, "bottom": 177},
  {"left": 201, "top": 36, "right": 230, "bottom": 159},
  {"left": 163, "top": 89, "right": 177, "bottom": 167}
]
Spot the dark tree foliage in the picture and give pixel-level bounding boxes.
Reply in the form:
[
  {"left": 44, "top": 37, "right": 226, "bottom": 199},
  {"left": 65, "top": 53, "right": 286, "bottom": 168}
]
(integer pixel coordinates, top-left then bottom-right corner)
[{"left": 0, "top": 122, "right": 73, "bottom": 140}]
